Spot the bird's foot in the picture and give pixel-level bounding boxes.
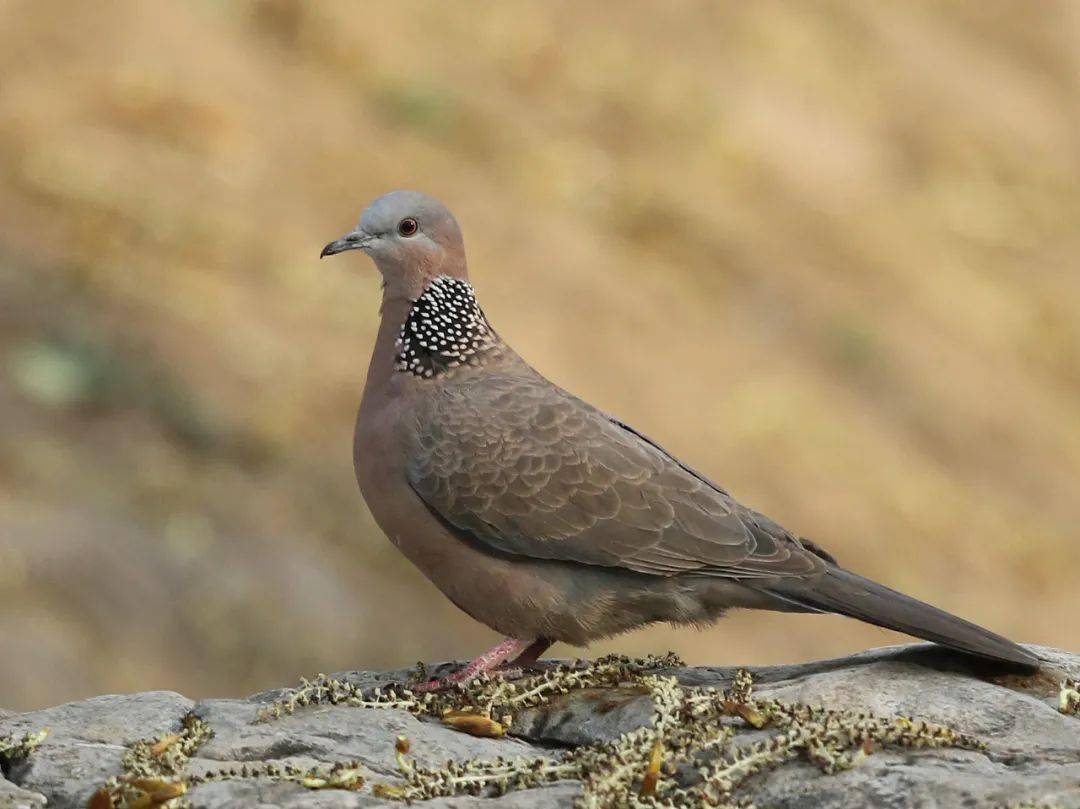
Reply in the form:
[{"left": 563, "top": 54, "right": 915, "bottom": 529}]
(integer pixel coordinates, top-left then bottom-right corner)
[{"left": 408, "top": 637, "right": 543, "bottom": 693}]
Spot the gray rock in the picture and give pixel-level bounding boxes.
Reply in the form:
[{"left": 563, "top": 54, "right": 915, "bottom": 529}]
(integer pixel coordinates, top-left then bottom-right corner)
[
  {"left": 0, "top": 692, "right": 194, "bottom": 809},
  {"left": 194, "top": 696, "right": 538, "bottom": 777},
  {"left": 0, "top": 776, "right": 47, "bottom": 809},
  {"left": 0, "top": 645, "right": 1076, "bottom": 809}
]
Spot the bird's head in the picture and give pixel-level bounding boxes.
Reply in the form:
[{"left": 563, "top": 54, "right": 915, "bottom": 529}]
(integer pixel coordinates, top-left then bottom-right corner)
[{"left": 321, "top": 190, "right": 467, "bottom": 298}]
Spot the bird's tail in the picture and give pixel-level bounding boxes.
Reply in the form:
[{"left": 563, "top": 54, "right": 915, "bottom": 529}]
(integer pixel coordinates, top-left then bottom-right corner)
[{"left": 769, "top": 566, "right": 1039, "bottom": 668}]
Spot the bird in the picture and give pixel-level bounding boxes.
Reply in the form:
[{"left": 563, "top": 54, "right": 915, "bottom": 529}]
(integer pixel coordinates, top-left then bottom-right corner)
[{"left": 320, "top": 189, "right": 1038, "bottom": 687}]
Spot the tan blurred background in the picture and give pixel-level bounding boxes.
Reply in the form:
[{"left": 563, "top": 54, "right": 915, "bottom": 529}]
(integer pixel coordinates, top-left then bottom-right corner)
[{"left": 1, "top": 1, "right": 1078, "bottom": 712}]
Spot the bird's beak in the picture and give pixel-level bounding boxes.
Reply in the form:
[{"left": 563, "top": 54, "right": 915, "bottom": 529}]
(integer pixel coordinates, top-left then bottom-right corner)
[{"left": 320, "top": 229, "right": 373, "bottom": 258}]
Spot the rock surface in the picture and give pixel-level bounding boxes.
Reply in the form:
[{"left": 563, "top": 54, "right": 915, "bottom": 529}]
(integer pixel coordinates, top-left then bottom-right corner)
[{"left": 1, "top": 644, "right": 1077, "bottom": 809}]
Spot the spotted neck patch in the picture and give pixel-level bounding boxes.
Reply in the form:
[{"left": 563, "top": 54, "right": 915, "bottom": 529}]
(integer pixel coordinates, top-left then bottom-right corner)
[{"left": 395, "top": 276, "right": 499, "bottom": 378}]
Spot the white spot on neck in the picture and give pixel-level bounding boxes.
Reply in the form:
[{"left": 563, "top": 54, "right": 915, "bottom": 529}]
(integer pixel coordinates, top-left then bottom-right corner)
[{"left": 394, "top": 275, "right": 497, "bottom": 378}]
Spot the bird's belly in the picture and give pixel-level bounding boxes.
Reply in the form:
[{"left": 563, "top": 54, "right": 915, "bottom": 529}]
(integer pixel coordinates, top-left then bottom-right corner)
[{"left": 370, "top": 508, "right": 727, "bottom": 643}]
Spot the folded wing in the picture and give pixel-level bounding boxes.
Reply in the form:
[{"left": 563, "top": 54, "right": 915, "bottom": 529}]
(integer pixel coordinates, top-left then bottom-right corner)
[{"left": 406, "top": 370, "right": 825, "bottom": 581}]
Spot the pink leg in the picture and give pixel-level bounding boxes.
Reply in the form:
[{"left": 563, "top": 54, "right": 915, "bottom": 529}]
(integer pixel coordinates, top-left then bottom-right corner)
[
  {"left": 488, "top": 637, "right": 556, "bottom": 680},
  {"left": 411, "top": 638, "right": 535, "bottom": 692}
]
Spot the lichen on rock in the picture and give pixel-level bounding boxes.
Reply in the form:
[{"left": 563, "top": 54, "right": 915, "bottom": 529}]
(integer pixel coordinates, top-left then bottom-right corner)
[
  {"left": 258, "top": 656, "right": 987, "bottom": 806},
  {"left": 0, "top": 644, "right": 1077, "bottom": 809}
]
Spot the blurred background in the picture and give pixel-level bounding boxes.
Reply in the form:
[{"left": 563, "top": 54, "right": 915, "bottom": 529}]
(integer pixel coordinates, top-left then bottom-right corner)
[{"left": 1, "top": 1, "right": 1078, "bottom": 712}]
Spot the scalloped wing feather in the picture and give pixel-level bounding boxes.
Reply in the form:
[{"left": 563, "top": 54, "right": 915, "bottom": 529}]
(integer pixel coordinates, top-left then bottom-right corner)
[{"left": 405, "top": 370, "right": 824, "bottom": 580}]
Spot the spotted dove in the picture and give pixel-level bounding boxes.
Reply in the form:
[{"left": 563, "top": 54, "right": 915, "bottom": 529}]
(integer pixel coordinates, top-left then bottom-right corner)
[{"left": 320, "top": 190, "right": 1037, "bottom": 685}]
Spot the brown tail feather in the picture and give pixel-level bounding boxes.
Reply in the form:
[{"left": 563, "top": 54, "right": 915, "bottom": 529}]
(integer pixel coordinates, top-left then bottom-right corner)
[{"left": 771, "top": 566, "right": 1038, "bottom": 668}]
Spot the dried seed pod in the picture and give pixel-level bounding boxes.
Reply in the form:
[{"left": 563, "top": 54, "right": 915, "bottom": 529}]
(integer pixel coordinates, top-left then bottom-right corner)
[
  {"left": 85, "top": 787, "right": 114, "bottom": 809},
  {"left": 639, "top": 739, "right": 663, "bottom": 796},
  {"left": 441, "top": 711, "right": 506, "bottom": 738},
  {"left": 147, "top": 734, "right": 181, "bottom": 758}
]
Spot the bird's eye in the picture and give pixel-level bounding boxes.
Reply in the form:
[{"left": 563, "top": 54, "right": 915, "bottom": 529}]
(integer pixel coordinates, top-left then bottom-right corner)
[{"left": 398, "top": 217, "right": 419, "bottom": 237}]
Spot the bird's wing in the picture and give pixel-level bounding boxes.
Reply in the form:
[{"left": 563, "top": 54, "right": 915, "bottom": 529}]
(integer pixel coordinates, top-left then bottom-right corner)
[{"left": 405, "top": 370, "right": 825, "bottom": 580}]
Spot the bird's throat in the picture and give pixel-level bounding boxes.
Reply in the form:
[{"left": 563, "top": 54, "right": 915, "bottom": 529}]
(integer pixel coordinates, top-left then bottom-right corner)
[{"left": 394, "top": 275, "right": 499, "bottom": 378}]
